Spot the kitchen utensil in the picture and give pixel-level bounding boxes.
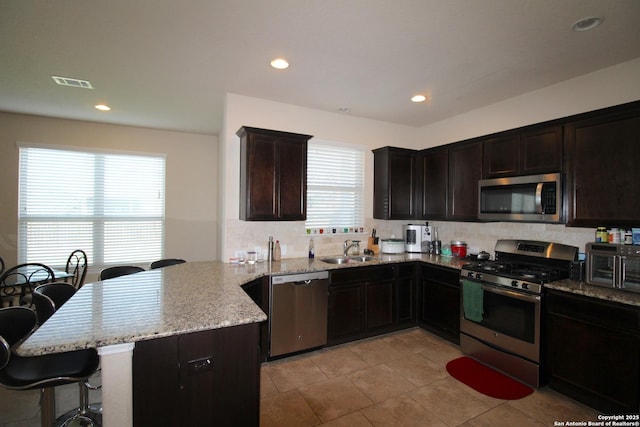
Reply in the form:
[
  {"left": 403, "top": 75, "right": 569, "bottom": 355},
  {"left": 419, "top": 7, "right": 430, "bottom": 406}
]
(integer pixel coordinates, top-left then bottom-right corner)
[
  {"left": 451, "top": 241, "right": 468, "bottom": 257},
  {"left": 380, "top": 238, "right": 405, "bottom": 254}
]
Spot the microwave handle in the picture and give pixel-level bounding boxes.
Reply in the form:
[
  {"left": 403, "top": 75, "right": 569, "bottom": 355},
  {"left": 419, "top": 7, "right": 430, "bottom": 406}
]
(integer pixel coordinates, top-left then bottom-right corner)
[{"left": 535, "top": 183, "right": 544, "bottom": 214}]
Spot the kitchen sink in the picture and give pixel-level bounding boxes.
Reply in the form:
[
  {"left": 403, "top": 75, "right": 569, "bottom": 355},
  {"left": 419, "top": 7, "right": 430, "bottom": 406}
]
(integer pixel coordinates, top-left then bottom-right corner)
[
  {"left": 319, "top": 255, "right": 375, "bottom": 264},
  {"left": 348, "top": 255, "right": 375, "bottom": 262}
]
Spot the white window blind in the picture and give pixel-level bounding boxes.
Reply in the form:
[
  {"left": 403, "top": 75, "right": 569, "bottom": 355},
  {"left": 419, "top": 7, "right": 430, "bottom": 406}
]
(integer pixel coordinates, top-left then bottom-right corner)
[
  {"left": 18, "top": 145, "right": 166, "bottom": 267},
  {"left": 306, "top": 141, "right": 364, "bottom": 230}
]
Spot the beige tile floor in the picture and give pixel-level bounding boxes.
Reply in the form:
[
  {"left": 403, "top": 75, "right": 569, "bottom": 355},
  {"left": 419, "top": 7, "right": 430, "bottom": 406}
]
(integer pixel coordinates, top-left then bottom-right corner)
[
  {"left": 260, "top": 328, "right": 601, "bottom": 427},
  {"left": 1, "top": 328, "right": 601, "bottom": 427}
]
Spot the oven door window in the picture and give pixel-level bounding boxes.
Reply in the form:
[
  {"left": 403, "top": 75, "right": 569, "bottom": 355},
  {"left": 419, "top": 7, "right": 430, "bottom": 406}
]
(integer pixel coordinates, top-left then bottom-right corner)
[
  {"left": 622, "top": 256, "right": 640, "bottom": 293},
  {"left": 588, "top": 253, "right": 616, "bottom": 286},
  {"left": 466, "top": 287, "right": 537, "bottom": 344}
]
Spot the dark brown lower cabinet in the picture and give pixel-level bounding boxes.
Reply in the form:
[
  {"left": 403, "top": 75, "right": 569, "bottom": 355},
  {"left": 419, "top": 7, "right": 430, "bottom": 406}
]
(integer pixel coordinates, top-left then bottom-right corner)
[
  {"left": 546, "top": 290, "right": 640, "bottom": 414},
  {"left": 418, "top": 264, "right": 460, "bottom": 344},
  {"left": 397, "top": 263, "right": 416, "bottom": 325},
  {"left": 133, "top": 323, "right": 261, "bottom": 427},
  {"left": 328, "top": 264, "right": 409, "bottom": 346}
]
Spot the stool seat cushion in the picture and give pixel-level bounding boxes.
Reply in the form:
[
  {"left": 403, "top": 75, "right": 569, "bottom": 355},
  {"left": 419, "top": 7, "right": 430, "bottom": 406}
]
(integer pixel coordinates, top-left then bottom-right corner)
[{"left": 1, "top": 348, "right": 99, "bottom": 390}]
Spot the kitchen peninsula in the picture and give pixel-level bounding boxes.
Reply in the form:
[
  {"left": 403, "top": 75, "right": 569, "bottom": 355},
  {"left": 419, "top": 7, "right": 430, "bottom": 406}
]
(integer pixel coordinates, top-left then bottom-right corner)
[{"left": 17, "top": 255, "right": 640, "bottom": 425}]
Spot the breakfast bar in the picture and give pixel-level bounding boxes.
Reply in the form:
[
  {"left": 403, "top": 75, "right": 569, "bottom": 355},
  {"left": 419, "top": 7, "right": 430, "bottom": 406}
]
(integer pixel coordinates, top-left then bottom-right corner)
[{"left": 16, "top": 262, "right": 269, "bottom": 427}]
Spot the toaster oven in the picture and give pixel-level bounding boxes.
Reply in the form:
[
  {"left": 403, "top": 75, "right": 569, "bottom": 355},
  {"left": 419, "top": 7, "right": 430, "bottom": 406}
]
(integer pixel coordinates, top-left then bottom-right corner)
[{"left": 586, "top": 242, "right": 640, "bottom": 294}]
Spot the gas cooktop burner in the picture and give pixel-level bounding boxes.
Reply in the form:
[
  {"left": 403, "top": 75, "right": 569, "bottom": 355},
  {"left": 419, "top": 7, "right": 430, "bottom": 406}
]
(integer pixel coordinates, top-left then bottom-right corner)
[
  {"left": 461, "top": 239, "right": 578, "bottom": 293},
  {"left": 462, "top": 261, "right": 563, "bottom": 283}
]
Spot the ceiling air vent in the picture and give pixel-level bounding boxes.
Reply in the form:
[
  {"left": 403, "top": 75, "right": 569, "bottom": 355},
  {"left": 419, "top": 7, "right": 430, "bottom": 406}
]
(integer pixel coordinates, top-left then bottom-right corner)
[{"left": 51, "top": 76, "right": 94, "bottom": 89}]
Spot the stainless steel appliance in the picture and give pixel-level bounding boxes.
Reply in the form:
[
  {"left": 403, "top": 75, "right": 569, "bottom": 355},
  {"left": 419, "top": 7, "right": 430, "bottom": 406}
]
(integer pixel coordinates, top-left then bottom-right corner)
[
  {"left": 478, "top": 173, "right": 562, "bottom": 223},
  {"left": 269, "top": 270, "right": 329, "bottom": 357},
  {"left": 586, "top": 242, "right": 640, "bottom": 294},
  {"left": 403, "top": 224, "right": 433, "bottom": 253},
  {"left": 460, "top": 239, "right": 578, "bottom": 387}
]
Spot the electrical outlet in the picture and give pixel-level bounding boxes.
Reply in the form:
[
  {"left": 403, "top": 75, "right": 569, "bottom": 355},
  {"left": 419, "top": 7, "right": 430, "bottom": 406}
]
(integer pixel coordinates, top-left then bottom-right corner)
[{"left": 187, "top": 356, "right": 213, "bottom": 375}]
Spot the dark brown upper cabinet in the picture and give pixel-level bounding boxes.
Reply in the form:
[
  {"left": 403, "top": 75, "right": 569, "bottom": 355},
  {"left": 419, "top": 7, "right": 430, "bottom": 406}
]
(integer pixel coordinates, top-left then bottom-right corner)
[
  {"left": 417, "top": 146, "right": 448, "bottom": 220},
  {"left": 237, "top": 126, "right": 312, "bottom": 221},
  {"left": 483, "top": 125, "right": 563, "bottom": 178},
  {"left": 373, "top": 147, "right": 417, "bottom": 220},
  {"left": 416, "top": 141, "right": 482, "bottom": 221},
  {"left": 564, "top": 101, "right": 640, "bottom": 227},
  {"left": 448, "top": 140, "right": 483, "bottom": 221}
]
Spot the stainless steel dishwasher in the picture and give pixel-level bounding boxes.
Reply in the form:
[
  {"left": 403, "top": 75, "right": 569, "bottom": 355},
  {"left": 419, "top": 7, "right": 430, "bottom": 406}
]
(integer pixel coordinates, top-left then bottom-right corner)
[{"left": 269, "top": 270, "right": 329, "bottom": 357}]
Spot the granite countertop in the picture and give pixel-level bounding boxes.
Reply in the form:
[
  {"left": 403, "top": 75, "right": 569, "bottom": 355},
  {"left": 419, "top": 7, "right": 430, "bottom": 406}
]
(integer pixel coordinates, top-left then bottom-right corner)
[
  {"left": 16, "top": 253, "right": 466, "bottom": 356},
  {"left": 545, "top": 279, "right": 640, "bottom": 307},
  {"left": 17, "top": 252, "right": 639, "bottom": 356}
]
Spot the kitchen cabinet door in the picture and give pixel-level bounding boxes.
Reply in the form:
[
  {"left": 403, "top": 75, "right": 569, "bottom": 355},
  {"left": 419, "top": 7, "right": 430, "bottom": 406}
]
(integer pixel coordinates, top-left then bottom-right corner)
[
  {"left": 133, "top": 335, "right": 180, "bottom": 426},
  {"left": 564, "top": 102, "right": 640, "bottom": 227},
  {"left": 396, "top": 264, "right": 416, "bottom": 325},
  {"left": 448, "top": 141, "right": 483, "bottom": 221},
  {"left": 133, "top": 324, "right": 261, "bottom": 426},
  {"left": 546, "top": 290, "right": 640, "bottom": 414},
  {"left": 520, "top": 125, "right": 563, "bottom": 175},
  {"left": 373, "top": 147, "right": 417, "bottom": 220},
  {"left": 238, "top": 126, "right": 311, "bottom": 221},
  {"left": 482, "top": 125, "right": 562, "bottom": 178},
  {"left": 418, "top": 146, "right": 448, "bottom": 220},
  {"left": 418, "top": 264, "right": 460, "bottom": 344},
  {"left": 366, "top": 279, "right": 394, "bottom": 331},
  {"left": 327, "top": 265, "right": 400, "bottom": 345},
  {"left": 482, "top": 133, "right": 520, "bottom": 178},
  {"left": 327, "top": 282, "right": 365, "bottom": 345}
]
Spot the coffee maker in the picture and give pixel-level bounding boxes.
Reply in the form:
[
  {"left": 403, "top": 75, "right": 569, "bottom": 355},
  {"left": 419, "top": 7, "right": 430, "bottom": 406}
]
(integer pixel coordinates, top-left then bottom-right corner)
[{"left": 403, "top": 223, "right": 433, "bottom": 253}]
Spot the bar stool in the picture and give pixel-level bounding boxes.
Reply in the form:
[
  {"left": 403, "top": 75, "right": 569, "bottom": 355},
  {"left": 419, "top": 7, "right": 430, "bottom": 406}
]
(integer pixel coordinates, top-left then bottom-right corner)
[
  {"left": 0, "top": 306, "right": 100, "bottom": 426},
  {"left": 99, "top": 266, "right": 144, "bottom": 280},
  {"left": 150, "top": 258, "right": 186, "bottom": 269},
  {"left": 65, "top": 249, "right": 88, "bottom": 289}
]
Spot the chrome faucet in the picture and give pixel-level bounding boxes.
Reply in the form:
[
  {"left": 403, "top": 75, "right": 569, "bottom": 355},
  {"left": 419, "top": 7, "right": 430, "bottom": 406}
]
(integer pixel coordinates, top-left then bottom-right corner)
[{"left": 343, "top": 240, "right": 356, "bottom": 256}]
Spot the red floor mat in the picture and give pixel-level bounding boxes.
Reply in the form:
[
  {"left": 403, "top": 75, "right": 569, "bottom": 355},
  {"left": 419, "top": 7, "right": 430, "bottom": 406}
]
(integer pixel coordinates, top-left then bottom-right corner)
[{"left": 446, "top": 356, "right": 534, "bottom": 400}]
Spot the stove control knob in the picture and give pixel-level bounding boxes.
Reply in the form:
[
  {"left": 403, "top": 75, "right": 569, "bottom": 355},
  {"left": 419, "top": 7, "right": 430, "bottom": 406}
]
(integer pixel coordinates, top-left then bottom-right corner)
[
  {"left": 511, "top": 280, "right": 518, "bottom": 287},
  {"left": 476, "top": 273, "right": 482, "bottom": 280},
  {"left": 522, "top": 283, "right": 529, "bottom": 290}
]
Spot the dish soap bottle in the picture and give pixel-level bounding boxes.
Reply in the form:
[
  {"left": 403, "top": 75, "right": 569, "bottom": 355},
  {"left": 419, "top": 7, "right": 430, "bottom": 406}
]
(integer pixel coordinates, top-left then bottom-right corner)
[
  {"left": 274, "top": 240, "right": 281, "bottom": 261},
  {"left": 308, "top": 237, "right": 315, "bottom": 259}
]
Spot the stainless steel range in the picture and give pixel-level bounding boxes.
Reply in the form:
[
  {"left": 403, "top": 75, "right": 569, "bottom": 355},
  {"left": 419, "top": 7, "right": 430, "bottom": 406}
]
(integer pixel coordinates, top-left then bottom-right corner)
[{"left": 459, "top": 239, "right": 578, "bottom": 387}]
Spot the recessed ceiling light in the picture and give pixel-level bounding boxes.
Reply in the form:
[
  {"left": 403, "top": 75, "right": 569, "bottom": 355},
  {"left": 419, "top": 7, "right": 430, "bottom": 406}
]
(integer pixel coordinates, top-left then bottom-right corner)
[
  {"left": 571, "top": 16, "right": 603, "bottom": 32},
  {"left": 95, "top": 104, "right": 111, "bottom": 111},
  {"left": 270, "top": 58, "right": 289, "bottom": 69},
  {"left": 411, "top": 94, "right": 428, "bottom": 103},
  {"left": 337, "top": 106, "right": 351, "bottom": 113}
]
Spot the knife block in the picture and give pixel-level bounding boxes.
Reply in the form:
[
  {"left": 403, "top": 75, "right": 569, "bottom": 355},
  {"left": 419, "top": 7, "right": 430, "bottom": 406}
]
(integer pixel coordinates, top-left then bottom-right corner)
[{"left": 367, "top": 237, "right": 379, "bottom": 255}]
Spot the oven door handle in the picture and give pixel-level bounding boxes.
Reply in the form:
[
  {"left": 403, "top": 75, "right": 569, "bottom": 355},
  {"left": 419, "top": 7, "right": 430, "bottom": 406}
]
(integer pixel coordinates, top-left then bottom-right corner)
[{"left": 481, "top": 284, "right": 541, "bottom": 303}]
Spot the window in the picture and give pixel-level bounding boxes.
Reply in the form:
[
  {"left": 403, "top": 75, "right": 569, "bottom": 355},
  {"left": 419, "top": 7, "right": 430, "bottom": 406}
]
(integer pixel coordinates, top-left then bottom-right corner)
[
  {"left": 18, "top": 144, "right": 166, "bottom": 267},
  {"left": 306, "top": 141, "right": 364, "bottom": 232}
]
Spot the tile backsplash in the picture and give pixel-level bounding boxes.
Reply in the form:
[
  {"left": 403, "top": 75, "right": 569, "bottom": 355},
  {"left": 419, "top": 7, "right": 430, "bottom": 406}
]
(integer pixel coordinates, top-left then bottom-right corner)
[{"left": 225, "top": 218, "right": 595, "bottom": 261}]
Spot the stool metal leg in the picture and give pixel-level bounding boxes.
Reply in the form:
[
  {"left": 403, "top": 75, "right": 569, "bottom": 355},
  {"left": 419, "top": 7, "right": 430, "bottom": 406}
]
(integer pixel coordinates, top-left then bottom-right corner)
[{"left": 40, "top": 387, "right": 56, "bottom": 427}]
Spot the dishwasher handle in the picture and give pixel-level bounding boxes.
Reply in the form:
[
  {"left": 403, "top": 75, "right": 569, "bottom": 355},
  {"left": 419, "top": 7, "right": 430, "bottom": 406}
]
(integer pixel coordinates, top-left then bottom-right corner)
[{"left": 271, "top": 270, "right": 329, "bottom": 285}]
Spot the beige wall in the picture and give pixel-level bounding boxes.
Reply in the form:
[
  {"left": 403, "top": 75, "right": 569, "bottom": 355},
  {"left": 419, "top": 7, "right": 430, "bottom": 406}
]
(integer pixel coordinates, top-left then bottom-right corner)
[
  {"left": 220, "top": 58, "right": 640, "bottom": 259},
  {"left": 220, "top": 94, "right": 419, "bottom": 261},
  {"left": 0, "top": 113, "right": 217, "bottom": 279}
]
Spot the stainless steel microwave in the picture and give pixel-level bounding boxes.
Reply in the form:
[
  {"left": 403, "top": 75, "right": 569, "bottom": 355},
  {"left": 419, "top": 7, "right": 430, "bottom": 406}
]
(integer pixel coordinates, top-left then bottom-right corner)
[{"left": 478, "top": 173, "right": 562, "bottom": 223}]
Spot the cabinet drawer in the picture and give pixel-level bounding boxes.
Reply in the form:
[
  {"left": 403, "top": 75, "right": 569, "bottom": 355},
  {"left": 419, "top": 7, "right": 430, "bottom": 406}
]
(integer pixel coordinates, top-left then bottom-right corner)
[
  {"left": 547, "top": 290, "right": 640, "bottom": 336},
  {"left": 330, "top": 265, "right": 394, "bottom": 285},
  {"left": 420, "top": 265, "right": 459, "bottom": 287}
]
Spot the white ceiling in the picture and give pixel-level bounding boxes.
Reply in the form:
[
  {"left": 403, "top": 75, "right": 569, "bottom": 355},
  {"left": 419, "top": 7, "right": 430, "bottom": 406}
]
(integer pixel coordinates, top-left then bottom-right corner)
[{"left": 1, "top": 0, "right": 639, "bottom": 135}]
